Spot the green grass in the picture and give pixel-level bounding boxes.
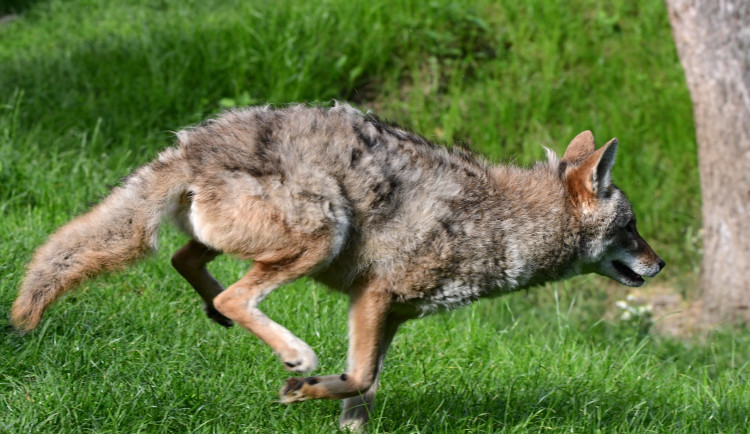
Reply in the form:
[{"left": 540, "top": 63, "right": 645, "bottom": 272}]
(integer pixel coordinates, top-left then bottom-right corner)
[
  {"left": 3, "top": 273, "right": 750, "bottom": 432},
  {"left": 0, "top": 0, "right": 698, "bottom": 270},
  {"left": 1, "top": 0, "right": 741, "bottom": 432}
]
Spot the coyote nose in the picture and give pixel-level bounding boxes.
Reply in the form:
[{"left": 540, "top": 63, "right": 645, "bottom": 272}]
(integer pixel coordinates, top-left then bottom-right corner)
[{"left": 657, "top": 258, "right": 665, "bottom": 271}]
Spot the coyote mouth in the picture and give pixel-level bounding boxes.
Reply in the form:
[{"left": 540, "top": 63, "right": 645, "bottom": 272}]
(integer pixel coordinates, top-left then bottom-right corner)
[{"left": 612, "top": 260, "right": 644, "bottom": 286}]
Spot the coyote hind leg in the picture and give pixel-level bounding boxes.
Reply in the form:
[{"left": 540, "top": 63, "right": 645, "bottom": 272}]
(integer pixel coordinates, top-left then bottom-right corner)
[
  {"left": 213, "top": 256, "right": 328, "bottom": 373},
  {"left": 171, "top": 240, "right": 233, "bottom": 327}
]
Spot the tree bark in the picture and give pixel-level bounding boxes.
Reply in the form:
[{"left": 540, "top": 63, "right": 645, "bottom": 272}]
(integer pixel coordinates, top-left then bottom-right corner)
[{"left": 666, "top": 0, "right": 750, "bottom": 324}]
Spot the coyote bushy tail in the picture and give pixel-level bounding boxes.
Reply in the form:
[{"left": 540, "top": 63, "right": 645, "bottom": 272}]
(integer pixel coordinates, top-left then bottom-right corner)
[{"left": 10, "top": 147, "right": 189, "bottom": 331}]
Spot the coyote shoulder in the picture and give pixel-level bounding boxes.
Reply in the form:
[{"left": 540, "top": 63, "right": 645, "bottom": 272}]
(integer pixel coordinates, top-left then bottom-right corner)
[{"left": 11, "top": 103, "right": 664, "bottom": 429}]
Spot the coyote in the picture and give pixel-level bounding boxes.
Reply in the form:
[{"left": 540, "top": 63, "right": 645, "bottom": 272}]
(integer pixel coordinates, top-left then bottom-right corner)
[{"left": 11, "top": 103, "right": 664, "bottom": 429}]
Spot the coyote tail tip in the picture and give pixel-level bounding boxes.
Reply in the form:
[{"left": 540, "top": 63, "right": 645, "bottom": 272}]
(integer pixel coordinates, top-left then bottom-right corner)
[{"left": 10, "top": 148, "right": 189, "bottom": 331}]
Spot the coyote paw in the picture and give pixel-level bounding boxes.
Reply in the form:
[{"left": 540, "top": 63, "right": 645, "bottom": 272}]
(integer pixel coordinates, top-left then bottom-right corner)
[
  {"left": 203, "top": 302, "right": 233, "bottom": 328},
  {"left": 279, "top": 377, "right": 318, "bottom": 403},
  {"left": 339, "top": 417, "right": 366, "bottom": 432},
  {"left": 279, "top": 343, "right": 318, "bottom": 373}
]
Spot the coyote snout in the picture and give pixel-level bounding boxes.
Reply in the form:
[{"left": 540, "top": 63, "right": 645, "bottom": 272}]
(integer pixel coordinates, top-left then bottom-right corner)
[
  {"left": 599, "top": 221, "right": 665, "bottom": 287},
  {"left": 11, "top": 103, "right": 664, "bottom": 429},
  {"left": 596, "top": 220, "right": 666, "bottom": 286}
]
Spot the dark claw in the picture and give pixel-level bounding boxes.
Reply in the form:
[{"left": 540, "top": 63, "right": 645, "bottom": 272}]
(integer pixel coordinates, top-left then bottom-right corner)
[
  {"left": 282, "top": 377, "right": 305, "bottom": 394},
  {"left": 293, "top": 379, "right": 305, "bottom": 391}
]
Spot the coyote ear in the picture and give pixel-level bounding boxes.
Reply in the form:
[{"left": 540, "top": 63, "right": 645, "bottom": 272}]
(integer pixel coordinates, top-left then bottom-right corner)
[
  {"left": 583, "top": 138, "right": 618, "bottom": 194},
  {"left": 567, "top": 138, "right": 618, "bottom": 200},
  {"left": 562, "top": 130, "right": 596, "bottom": 164}
]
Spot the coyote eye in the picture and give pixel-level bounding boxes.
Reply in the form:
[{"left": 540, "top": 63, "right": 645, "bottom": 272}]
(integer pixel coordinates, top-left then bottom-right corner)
[{"left": 625, "top": 220, "right": 636, "bottom": 234}]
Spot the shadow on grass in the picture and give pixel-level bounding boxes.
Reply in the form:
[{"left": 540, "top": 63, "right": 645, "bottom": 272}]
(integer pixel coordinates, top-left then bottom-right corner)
[
  {"left": 1, "top": 0, "right": 47, "bottom": 16},
  {"left": 2, "top": 21, "right": 369, "bottom": 152},
  {"left": 371, "top": 380, "right": 729, "bottom": 432},
  {"left": 1, "top": 1, "right": 497, "bottom": 153}
]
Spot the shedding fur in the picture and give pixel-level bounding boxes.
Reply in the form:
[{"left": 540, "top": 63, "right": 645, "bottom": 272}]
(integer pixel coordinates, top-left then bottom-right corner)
[{"left": 11, "top": 104, "right": 664, "bottom": 429}]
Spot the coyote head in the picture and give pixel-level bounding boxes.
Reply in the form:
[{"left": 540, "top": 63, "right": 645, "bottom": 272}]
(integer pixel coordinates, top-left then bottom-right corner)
[{"left": 560, "top": 131, "right": 665, "bottom": 287}]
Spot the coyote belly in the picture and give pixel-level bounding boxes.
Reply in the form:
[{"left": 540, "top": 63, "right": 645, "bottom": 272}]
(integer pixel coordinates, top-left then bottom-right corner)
[{"left": 11, "top": 103, "right": 664, "bottom": 429}]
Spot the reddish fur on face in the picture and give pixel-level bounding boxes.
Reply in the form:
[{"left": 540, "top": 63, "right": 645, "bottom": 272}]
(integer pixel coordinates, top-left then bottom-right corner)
[
  {"left": 564, "top": 140, "right": 618, "bottom": 208},
  {"left": 566, "top": 165, "right": 597, "bottom": 209}
]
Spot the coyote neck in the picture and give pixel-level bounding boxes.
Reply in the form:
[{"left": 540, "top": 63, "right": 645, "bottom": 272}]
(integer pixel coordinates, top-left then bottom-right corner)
[
  {"left": 484, "top": 164, "right": 583, "bottom": 290},
  {"left": 384, "top": 163, "right": 582, "bottom": 316}
]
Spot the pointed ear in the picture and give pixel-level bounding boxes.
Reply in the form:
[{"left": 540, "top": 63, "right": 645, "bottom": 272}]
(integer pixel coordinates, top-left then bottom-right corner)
[
  {"left": 562, "top": 130, "right": 596, "bottom": 164},
  {"left": 567, "top": 138, "right": 618, "bottom": 201},
  {"left": 582, "top": 138, "right": 618, "bottom": 194}
]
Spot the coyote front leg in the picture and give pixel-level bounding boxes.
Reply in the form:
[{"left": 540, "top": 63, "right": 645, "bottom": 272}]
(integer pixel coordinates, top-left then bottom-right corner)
[
  {"left": 171, "top": 240, "right": 233, "bottom": 327},
  {"left": 279, "top": 285, "right": 396, "bottom": 411},
  {"left": 338, "top": 313, "right": 403, "bottom": 430}
]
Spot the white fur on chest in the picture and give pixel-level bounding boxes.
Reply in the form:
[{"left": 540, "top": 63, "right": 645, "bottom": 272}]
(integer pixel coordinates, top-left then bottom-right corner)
[
  {"left": 408, "top": 262, "right": 535, "bottom": 315},
  {"left": 412, "top": 280, "right": 489, "bottom": 315}
]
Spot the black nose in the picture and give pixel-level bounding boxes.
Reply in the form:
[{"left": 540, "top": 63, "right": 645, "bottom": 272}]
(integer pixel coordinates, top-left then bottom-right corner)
[{"left": 658, "top": 258, "right": 666, "bottom": 271}]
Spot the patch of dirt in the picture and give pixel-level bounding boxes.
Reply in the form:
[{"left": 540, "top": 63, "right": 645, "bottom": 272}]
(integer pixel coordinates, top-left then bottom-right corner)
[
  {"left": 1, "top": 14, "right": 19, "bottom": 25},
  {"left": 610, "top": 282, "right": 709, "bottom": 340}
]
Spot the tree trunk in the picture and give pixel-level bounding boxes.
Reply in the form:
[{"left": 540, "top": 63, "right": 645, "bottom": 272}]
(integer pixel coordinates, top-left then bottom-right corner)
[{"left": 666, "top": 0, "right": 750, "bottom": 324}]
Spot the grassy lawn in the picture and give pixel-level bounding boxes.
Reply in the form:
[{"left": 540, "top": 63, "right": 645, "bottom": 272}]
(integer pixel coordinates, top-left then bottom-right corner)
[{"left": 2, "top": 0, "right": 746, "bottom": 432}]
